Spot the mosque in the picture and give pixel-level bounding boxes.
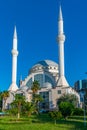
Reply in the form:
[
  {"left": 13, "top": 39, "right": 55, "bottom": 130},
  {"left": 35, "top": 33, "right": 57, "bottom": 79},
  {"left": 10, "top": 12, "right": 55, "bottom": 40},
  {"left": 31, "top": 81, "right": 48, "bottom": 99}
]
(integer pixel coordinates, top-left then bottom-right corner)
[{"left": 3, "top": 6, "right": 80, "bottom": 110}]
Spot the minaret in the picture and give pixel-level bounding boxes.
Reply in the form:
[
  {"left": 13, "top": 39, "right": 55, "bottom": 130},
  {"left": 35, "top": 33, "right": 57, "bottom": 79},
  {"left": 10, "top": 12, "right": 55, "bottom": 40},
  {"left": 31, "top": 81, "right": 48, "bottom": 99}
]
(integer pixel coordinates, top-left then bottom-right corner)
[
  {"left": 8, "top": 26, "right": 19, "bottom": 91},
  {"left": 57, "top": 6, "right": 69, "bottom": 87}
]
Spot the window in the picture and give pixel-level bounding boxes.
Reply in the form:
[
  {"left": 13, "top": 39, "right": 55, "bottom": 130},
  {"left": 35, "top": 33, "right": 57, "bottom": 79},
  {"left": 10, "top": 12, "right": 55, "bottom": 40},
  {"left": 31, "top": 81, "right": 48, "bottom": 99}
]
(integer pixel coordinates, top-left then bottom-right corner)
[
  {"left": 26, "top": 78, "right": 32, "bottom": 88},
  {"left": 39, "top": 91, "right": 49, "bottom": 109},
  {"left": 34, "top": 74, "right": 43, "bottom": 88},
  {"left": 45, "top": 75, "right": 54, "bottom": 87},
  {"left": 58, "top": 90, "right": 61, "bottom": 94}
]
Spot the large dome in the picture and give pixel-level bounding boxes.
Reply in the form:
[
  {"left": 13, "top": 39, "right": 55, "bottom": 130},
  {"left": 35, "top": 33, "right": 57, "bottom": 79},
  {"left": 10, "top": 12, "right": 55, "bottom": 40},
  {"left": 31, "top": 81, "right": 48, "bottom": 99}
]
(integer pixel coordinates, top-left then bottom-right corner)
[
  {"left": 32, "top": 60, "right": 58, "bottom": 68},
  {"left": 29, "top": 59, "right": 58, "bottom": 74}
]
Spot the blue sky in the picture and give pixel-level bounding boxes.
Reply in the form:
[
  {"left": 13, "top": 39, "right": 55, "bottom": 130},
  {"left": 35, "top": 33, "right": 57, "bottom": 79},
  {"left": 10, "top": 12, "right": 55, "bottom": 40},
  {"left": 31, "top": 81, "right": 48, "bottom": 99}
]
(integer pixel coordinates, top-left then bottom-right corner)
[{"left": 0, "top": 0, "right": 87, "bottom": 91}]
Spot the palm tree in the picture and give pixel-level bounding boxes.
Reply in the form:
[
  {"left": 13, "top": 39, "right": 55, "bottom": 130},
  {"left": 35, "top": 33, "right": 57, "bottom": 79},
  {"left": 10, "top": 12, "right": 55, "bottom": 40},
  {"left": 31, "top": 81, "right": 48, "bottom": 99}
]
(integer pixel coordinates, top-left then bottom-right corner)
[
  {"left": 1, "top": 91, "right": 9, "bottom": 111},
  {"left": 24, "top": 102, "right": 35, "bottom": 117},
  {"left": 33, "top": 94, "right": 43, "bottom": 113},
  {"left": 11, "top": 94, "right": 25, "bottom": 119},
  {"left": 33, "top": 94, "right": 43, "bottom": 104},
  {"left": 31, "top": 81, "right": 43, "bottom": 113},
  {"left": 31, "top": 80, "right": 40, "bottom": 94}
]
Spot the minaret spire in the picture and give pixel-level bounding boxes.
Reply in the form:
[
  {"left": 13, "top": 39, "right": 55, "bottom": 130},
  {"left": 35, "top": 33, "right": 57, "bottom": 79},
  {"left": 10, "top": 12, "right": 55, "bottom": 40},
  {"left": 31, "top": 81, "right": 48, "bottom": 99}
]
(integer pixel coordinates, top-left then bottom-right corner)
[
  {"left": 57, "top": 5, "right": 69, "bottom": 87},
  {"left": 8, "top": 26, "right": 19, "bottom": 91},
  {"left": 14, "top": 26, "right": 17, "bottom": 39},
  {"left": 59, "top": 5, "right": 63, "bottom": 21},
  {"left": 58, "top": 5, "right": 64, "bottom": 35}
]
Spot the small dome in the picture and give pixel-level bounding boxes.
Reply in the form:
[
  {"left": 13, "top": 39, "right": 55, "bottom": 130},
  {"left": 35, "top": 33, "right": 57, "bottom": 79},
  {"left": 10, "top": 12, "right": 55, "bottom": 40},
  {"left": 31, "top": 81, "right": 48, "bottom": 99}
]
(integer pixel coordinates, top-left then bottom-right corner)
[
  {"left": 20, "top": 86, "right": 28, "bottom": 91},
  {"left": 43, "top": 82, "right": 52, "bottom": 89}
]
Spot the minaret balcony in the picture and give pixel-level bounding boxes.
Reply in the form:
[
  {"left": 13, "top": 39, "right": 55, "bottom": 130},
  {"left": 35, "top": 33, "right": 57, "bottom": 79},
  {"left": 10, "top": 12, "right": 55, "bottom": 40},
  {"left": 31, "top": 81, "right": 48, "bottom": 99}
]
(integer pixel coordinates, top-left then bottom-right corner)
[
  {"left": 57, "top": 34, "right": 65, "bottom": 42},
  {"left": 11, "top": 49, "right": 18, "bottom": 56}
]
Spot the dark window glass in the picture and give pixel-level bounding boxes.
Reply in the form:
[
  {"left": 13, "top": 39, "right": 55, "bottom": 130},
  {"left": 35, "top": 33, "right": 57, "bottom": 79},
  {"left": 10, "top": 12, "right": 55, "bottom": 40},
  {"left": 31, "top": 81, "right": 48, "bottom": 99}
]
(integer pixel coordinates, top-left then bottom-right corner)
[{"left": 58, "top": 90, "right": 61, "bottom": 94}]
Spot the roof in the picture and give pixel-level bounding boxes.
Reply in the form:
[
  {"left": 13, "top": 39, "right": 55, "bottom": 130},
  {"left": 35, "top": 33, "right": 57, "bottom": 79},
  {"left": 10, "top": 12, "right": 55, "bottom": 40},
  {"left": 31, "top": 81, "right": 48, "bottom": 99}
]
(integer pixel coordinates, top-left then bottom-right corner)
[{"left": 32, "top": 59, "right": 58, "bottom": 68}]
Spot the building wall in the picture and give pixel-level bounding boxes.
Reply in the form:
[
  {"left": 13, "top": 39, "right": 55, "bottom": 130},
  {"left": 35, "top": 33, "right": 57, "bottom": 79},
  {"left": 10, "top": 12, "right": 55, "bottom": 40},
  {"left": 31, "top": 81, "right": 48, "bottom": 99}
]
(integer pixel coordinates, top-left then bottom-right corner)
[{"left": 74, "top": 79, "right": 87, "bottom": 103}]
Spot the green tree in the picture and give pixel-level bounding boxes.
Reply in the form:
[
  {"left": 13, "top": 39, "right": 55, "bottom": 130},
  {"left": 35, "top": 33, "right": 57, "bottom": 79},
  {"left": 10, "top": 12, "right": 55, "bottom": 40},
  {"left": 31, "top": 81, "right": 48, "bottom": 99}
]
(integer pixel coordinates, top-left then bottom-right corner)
[
  {"left": 23, "top": 102, "right": 35, "bottom": 117},
  {"left": 73, "top": 107, "right": 84, "bottom": 116},
  {"left": 9, "top": 105, "right": 18, "bottom": 116},
  {"left": 11, "top": 94, "right": 25, "bottom": 119},
  {"left": 31, "top": 80, "right": 40, "bottom": 94},
  {"left": 49, "top": 111, "right": 62, "bottom": 124},
  {"left": 33, "top": 94, "right": 43, "bottom": 104},
  {"left": 1, "top": 91, "right": 9, "bottom": 111},
  {"left": 59, "top": 102, "right": 74, "bottom": 119},
  {"left": 32, "top": 94, "right": 43, "bottom": 113},
  {"left": 31, "top": 81, "right": 43, "bottom": 113},
  {"left": 58, "top": 93, "right": 78, "bottom": 107}
]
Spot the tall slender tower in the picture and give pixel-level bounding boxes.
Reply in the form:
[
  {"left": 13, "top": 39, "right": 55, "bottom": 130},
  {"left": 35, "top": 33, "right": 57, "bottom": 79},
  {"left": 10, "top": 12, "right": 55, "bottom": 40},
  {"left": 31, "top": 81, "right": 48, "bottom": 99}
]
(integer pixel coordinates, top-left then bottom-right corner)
[
  {"left": 57, "top": 6, "right": 69, "bottom": 87},
  {"left": 8, "top": 26, "right": 18, "bottom": 91}
]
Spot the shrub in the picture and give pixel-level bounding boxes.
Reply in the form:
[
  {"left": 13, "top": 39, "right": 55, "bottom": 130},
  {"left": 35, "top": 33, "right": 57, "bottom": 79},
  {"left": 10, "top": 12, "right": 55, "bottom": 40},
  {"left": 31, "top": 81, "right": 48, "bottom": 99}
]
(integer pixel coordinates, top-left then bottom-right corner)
[
  {"left": 49, "top": 111, "right": 62, "bottom": 124},
  {"left": 73, "top": 108, "right": 84, "bottom": 116},
  {"left": 59, "top": 102, "right": 74, "bottom": 119}
]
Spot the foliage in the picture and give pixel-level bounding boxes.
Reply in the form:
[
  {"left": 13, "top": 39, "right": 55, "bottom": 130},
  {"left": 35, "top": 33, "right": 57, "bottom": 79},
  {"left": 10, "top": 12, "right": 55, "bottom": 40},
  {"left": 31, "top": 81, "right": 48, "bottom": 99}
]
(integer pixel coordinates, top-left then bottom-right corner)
[
  {"left": 33, "top": 94, "right": 43, "bottom": 104},
  {"left": 1, "top": 90, "right": 9, "bottom": 111},
  {"left": 1, "top": 91, "right": 9, "bottom": 100},
  {"left": 10, "top": 94, "right": 25, "bottom": 118},
  {"left": 31, "top": 81, "right": 43, "bottom": 113},
  {"left": 58, "top": 94, "right": 79, "bottom": 107},
  {"left": 9, "top": 107, "right": 18, "bottom": 116},
  {"left": 32, "top": 94, "right": 43, "bottom": 113},
  {"left": 73, "top": 108, "right": 84, "bottom": 116},
  {"left": 22, "top": 102, "right": 36, "bottom": 116},
  {"left": 9, "top": 81, "right": 43, "bottom": 117},
  {"left": 59, "top": 102, "right": 74, "bottom": 119},
  {"left": 31, "top": 80, "right": 40, "bottom": 94},
  {"left": 49, "top": 111, "right": 62, "bottom": 124}
]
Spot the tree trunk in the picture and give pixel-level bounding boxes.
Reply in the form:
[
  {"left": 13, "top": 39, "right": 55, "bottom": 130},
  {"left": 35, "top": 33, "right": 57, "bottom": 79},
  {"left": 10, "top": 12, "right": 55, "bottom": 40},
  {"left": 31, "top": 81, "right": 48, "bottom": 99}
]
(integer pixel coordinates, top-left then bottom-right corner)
[
  {"left": 18, "top": 104, "right": 21, "bottom": 119},
  {"left": 3, "top": 100, "right": 6, "bottom": 111},
  {"left": 17, "top": 112, "right": 20, "bottom": 119},
  {"left": 55, "top": 120, "right": 56, "bottom": 125},
  {"left": 28, "top": 112, "right": 31, "bottom": 117}
]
